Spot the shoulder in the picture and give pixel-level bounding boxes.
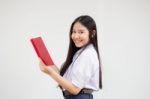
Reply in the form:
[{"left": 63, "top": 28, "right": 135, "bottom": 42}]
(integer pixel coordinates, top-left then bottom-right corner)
[
  {"left": 79, "top": 44, "right": 99, "bottom": 66},
  {"left": 76, "top": 44, "right": 99, "bottom": 70},
  {"left": 81, "top": 44, "right": 98, "bottom": 58}
]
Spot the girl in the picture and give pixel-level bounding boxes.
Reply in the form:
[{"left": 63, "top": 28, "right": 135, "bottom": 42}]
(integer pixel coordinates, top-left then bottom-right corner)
[{"left": 39, "top": 15, "right": 102, "bottom": 99}]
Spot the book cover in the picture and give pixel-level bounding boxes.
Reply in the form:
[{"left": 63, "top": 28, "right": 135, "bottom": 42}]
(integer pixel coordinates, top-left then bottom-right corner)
[{"left": 30, "top": 37, "right": 54, "bottom": 66}]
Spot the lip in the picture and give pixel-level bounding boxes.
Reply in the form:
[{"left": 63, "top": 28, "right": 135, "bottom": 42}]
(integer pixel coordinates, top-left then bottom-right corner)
[{"left": 73, "top": 40, "right": 82, "bottom": 44}]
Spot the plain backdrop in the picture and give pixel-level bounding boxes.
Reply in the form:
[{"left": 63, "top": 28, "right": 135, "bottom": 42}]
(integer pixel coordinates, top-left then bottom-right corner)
[{"left": 0, "top": 0, "right": 150, "bottom": 99}]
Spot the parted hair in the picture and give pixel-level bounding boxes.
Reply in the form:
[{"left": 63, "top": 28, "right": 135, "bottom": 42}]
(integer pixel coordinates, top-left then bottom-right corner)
[{"left": 60, "top": 15, "right": 102, "bottom": 89}]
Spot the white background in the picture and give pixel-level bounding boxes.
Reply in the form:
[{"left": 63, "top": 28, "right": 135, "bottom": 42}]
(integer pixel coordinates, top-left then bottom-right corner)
[{"left": 0, "top": 0, "right": 150, "bottom": 99}]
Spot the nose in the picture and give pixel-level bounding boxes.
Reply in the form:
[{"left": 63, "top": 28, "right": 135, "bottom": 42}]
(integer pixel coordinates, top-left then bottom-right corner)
[{"left": 73, "top": 33, "right": 80, "bottom": 39}]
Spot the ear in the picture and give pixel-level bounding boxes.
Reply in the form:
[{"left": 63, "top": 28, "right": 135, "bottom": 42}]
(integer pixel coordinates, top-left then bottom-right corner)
[{"left": 91, "top": 30, "right": 96, "bottom": 38}]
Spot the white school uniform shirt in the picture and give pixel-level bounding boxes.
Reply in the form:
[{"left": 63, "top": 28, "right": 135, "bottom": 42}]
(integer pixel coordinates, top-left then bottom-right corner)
[{"left": 63, "top": 44, "right": 100, "bottom": 91}]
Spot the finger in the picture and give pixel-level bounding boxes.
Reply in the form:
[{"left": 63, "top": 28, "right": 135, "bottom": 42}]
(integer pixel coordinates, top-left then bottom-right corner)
[
  {"left": 38, "top": 58, "right": 45, "bottom": 66},
  {"left": 38, "top": 57, "right": 43, "bottom": 63}
]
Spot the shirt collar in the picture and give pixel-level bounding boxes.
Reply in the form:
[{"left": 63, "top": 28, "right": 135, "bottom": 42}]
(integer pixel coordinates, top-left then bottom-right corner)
[{"left": 75, "top": 43, "right": 93, "bottom": 56}]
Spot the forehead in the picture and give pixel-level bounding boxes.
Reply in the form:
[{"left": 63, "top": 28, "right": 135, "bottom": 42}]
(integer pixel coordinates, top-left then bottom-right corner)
[{"left": 73, "top": 22, "right": 88, "bottom": 31}]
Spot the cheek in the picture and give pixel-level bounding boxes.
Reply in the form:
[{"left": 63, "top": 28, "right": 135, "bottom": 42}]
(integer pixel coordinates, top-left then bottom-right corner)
[
  {"left": 84, "top": 35, "right": 90, "bottom": 41},
  {"left": 71, "top": 34, "right": 74, "bottom": 39},
  {"left": 86, "top": 37, "right": 90, "bottom": 43}
]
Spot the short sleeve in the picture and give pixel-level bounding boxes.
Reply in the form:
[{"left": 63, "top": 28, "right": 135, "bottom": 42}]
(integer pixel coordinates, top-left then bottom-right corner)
[{"left": 70, "top": 50, "right": 98, "bottom": 89}]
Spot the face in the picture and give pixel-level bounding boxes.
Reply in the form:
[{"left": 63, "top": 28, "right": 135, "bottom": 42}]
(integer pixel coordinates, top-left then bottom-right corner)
[{"left": 71, "top": 22, "right": 90, "bottom": 48}]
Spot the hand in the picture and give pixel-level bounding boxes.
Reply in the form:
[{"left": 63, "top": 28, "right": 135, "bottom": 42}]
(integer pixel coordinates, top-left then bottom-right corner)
[{"left": 39, "top": 58, "right": 55, "bottom": 75}]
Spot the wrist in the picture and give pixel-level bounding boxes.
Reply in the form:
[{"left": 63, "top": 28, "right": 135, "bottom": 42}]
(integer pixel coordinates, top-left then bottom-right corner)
[{"left": 47, "top": 66, "right": 57, "bottom": 76}]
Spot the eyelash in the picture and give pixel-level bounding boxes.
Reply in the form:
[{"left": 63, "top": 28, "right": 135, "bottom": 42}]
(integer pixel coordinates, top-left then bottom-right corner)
[
  {"left": 72, "top": 31, "right": 84, "bottom": 34},
  {"left": 72, "top": 31, "right": 76, "bottom": 33}
]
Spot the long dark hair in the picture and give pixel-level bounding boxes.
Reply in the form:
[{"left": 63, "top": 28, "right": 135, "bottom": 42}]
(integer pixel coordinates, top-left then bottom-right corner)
[{"left": 60, "top": 15, "right": 102, "bottom": 89}]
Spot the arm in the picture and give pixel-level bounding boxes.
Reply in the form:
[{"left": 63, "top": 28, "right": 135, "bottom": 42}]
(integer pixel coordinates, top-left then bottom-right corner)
[
  {"left": 52, "top": 65, "right": 60, "bottom": 74},
  {"left": 39, "top": 59, "right": 81, "bottom": 95}
]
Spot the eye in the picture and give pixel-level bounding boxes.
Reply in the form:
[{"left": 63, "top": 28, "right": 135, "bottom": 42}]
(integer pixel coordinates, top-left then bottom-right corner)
[
  {"left": 79, "top": 31, "right": 84, "bottom": 34},
  {"left": 72, "top": 30, "right": 76, "bottom": 34}
]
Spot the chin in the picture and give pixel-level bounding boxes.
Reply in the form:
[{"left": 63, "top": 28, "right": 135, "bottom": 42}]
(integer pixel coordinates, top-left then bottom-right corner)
[
  {"left": 75, "top": 44, "right": 84, "bottom": 48},
  {"left": 75, "top": 45, "right": 81, "bottom": 48}
]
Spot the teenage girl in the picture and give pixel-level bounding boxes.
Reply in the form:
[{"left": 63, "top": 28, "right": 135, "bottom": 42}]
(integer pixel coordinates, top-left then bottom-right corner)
[{"left": 39, "top": 15, "right": 102, "bottom": 99}]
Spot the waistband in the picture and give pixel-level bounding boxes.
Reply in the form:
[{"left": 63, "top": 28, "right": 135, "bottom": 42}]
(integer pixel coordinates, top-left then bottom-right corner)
[{"left": 63, "top": 88, "right": 93, "bottom": 97}]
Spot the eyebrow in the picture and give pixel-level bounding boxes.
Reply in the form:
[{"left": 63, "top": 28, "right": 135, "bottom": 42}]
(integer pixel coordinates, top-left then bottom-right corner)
[{"left": 72, "top": 28, "right": 85, "bottom": 31}]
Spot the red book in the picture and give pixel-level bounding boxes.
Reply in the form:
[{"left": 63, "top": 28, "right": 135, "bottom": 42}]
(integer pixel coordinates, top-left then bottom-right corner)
[{"left": 30, "top": 37, "right": 54, "bottom": 66}]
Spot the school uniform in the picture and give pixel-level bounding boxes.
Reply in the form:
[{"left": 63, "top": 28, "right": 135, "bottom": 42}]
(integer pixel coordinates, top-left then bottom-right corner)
[{"left": 63, "top": 44, "right": 100, "bottom": 99}]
